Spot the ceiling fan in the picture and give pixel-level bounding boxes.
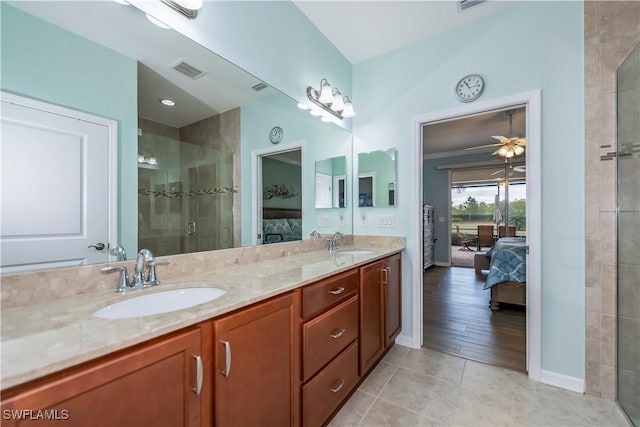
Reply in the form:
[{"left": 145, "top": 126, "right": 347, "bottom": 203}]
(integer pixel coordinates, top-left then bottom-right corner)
[
  {"left": 491, "top": 164, "right": 526, "bottom": 176},
  {"left": 465, "top": 110, "right": 526, "bottom": 158}
]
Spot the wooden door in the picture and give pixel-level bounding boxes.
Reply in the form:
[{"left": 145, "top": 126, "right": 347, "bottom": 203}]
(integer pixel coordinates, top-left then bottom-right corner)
[
  {"left": 359, "top": 260, "right": 385, "bottom": 376},
  {"left": 0, "top": 92, "right": 116, "bottom": 273},
  {"left": 384, "top": 253, "right": 402, "bottom": 347},
  {"left": 214, "top": 292, "right": 299, "bottom": 427},
  {"left": 0, "top": 327, "right": 205, "bottom": 427}
]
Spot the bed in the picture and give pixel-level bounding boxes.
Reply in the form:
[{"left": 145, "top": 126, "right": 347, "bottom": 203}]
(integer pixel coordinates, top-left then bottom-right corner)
[
  {"left": 262, "top": 208, "right": 302, "bottom": 244},
  {"left": 483, "top": 237, "right": 527, "bottom": 311}
]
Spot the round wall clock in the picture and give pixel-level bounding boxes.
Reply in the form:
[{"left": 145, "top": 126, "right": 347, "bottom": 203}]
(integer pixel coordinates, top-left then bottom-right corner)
[
  {"left": 269, "top": 126, "right": 284, "bottom": 144},
  {"left": 454, "top": 74, "right": 485, "bottom": 103}
]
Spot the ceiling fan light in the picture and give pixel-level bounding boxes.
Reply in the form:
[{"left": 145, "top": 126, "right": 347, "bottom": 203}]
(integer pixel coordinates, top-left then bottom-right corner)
[
  {"left": 505, "top": 148, "right": 515, "bottom": 158},
  {"left": 318, "top": 79, "right": 333, "bottom": 103},
  {"left": 497, "top": 146, "right": 508, "bottom": 156},
  {"left": 514, "top": 145, "right": 525, "bottom": 155}
]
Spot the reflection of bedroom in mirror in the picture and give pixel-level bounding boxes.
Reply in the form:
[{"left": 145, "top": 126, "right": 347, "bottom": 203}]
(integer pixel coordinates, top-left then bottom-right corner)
[
  {"left": 422, "top": 106, "right": 528, "bottom": 374},
  {"left": 260, "top": 149, "right": 302, "bottom": 244}
]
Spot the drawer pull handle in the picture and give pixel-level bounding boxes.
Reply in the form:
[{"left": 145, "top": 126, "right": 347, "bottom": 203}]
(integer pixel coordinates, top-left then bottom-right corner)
[
  {"left": 330, "top": 328, "right": 346, "bottom": 339},
  {"left": 192, "top": 354, "right": 203, "bottom": 396},
  {"left": 330, "top": 378, "right": 346, "bottom": 393},
  {"left": 382, "top": 267, "right": 389, "bottom": 285},
  {"left": 328, "top": 287, "right": 345, "bottom": 295},
  {"left": 221, "top": 340, "right": 232, "bottom": 378}
]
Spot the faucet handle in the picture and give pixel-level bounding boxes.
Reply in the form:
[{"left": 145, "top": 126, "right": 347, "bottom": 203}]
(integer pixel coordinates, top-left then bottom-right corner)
[
  {"left": 146, "top": 259, "right": 170, "bottom": 286},
  {"left": 101, "top": 265, "right": 130, "bottom": 293}
]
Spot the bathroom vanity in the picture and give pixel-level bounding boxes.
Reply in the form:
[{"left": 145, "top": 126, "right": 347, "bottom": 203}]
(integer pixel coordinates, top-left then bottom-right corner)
[{"left": 0, "top": 237, "right": 403, "bottom": 427}]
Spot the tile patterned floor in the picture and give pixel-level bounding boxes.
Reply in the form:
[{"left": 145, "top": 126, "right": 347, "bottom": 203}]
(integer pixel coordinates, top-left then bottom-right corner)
[{"left": 329, "top": 346, "right": 630, "bottom": 427}]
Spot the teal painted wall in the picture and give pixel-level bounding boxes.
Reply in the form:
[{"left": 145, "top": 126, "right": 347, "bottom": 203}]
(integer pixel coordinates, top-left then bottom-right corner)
[
  {"left": 262, "top": 157, "right": 302, "bottom": 210},
  {"left": 1, "top": 4, "right": 138, "bottom": 258},
  {"left": 353, "top": 2, "right": 585, "bottom": 378},
  {"left": 240, "top": 93, "right": 352, "bottom": 246}
]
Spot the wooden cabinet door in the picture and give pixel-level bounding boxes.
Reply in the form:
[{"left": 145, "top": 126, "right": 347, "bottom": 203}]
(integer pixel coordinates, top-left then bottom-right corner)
[
  {"left": 384, "top": 253, "right": 402, "bottom": 348},
  {"left": 214, "top": 292, "right": 299, "bottom": 427},
  {"left": 1, "top": 327, "right": 205, "bottom": 427},
  {"left": 359, "top": 260, "right": 385, "bottom": 376}
]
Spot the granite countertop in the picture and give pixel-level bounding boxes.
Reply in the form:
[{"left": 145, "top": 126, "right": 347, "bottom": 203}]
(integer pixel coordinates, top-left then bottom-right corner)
[{"left": 1, "top": 241, "right": 403, "bottom": 390}]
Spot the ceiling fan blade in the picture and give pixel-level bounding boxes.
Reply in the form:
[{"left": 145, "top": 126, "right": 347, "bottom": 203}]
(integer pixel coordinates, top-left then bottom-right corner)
[
  {"left": 513, "top": 165, "right": 526, "bottom": 172},
  {"left": 491, "top": 135, "right": 509, "bottom": 142},
  {"left": 464, "top": 143, "right": 502, "bottom": 150},
  {"left": 491, "top": 169, "right": 504, "bottom": 175}
]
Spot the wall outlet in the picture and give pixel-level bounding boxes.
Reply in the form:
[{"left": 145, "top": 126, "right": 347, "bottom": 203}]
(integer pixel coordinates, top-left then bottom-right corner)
[
  {"left": 360, "top": 211, "right": 368, "bottom": 227},
  {"left": 318, "top": 215, "right": 330, "bottom": 227},
  {"left": 377, "top": 215, "right": 395, "bottom": 228}
]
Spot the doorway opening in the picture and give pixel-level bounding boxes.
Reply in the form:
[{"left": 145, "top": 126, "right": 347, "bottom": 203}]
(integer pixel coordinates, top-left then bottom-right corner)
[
  {"left": 255, "top": 147, "right": 303, "bottom": 245},
  {"left": 420, "top": 103, "right": 532, "bottom": 374}
]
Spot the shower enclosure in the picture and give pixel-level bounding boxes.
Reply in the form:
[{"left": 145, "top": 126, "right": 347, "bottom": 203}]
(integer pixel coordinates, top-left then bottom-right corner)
[
  {"left": 138, "top": 131, "right": 235, "bottom": 257},
  {"left": 617, "top": 42, "right": 640, "bottom": 426}
]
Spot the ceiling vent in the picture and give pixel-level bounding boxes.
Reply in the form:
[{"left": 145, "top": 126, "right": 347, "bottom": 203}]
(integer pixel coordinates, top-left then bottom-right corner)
[
  {"left": 171, "top": 60, "right": 206, "bottom": 79},
  {"left": 457, "top": 0, "right": 486, "bottom": 12},
  {"left": 251, "top": 82, "right": 268, "bottom": 92}
]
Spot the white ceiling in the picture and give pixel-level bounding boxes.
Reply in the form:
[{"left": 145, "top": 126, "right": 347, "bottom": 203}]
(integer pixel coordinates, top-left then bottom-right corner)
[{"left": 293, "top": 0, "right": 513, "bottom": 64}]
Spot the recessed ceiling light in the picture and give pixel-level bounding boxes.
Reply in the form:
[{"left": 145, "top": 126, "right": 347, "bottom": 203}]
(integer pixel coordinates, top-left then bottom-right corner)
[{"left": 159, "top": 99, "right": 176, "bottom": 106}]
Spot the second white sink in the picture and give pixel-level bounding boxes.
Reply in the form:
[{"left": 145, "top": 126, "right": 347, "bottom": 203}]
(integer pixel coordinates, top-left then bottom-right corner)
[{"left": 93, "top": 287, "right": 226, "bottom": 319}]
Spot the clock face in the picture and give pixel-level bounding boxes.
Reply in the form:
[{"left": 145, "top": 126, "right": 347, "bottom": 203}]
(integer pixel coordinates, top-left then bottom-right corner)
[
  {"left": 269, "top": 126, "right": 283, "bottom": 144},
  {"left": 455, "top": 74, "right": 485, "bottom": 103}
]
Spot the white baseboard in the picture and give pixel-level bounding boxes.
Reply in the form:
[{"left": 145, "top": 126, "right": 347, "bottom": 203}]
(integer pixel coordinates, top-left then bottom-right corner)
[
  {"left": 394, "top": 335, "right": 418, "bottom": 349},
  {"left": 434, "top": 261, "right": 450, "bottom": 267},
  {"left": 540, "top": 369, "right": 585, "bottom": 394}
]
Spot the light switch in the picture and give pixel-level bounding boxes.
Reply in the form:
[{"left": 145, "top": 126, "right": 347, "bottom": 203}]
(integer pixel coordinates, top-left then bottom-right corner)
[{"left": 318, "top": 215, "right": 330, "bottom": 227}]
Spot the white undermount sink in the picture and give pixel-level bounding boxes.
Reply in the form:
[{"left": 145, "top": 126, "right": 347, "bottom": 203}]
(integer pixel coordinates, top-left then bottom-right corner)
[
  {"left": 336, "top": 249, "right": 375, "bottom": 256},
  {"left": 93, "top": 287, "right": 226, "bottom": 319}
]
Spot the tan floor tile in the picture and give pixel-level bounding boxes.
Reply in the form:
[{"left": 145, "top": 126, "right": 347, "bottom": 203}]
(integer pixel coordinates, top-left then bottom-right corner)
[
  {"left": 358, "top": 361, "right": 397, "bottom": 396},
  {"left": 360, "top": 398, "right": 445, "bottom": 427},
  {"left": 327, "top": 390, "right": 376, "bottom": 427},
  {"left": 383, "top": 344, "right": 410, "bottom": 366},
  {"left": 399, "top": 347, "right": 466, "bottom": 385}
]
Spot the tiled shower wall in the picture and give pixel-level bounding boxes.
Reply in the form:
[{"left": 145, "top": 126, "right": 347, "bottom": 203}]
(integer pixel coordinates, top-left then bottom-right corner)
[{"left": 584, "top": 0, "right": 640, "bottom": 399}]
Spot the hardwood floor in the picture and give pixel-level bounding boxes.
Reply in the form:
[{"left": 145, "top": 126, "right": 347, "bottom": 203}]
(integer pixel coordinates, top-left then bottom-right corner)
[{"left": 423, "top": 266, "right": 526, "bottom": 372}]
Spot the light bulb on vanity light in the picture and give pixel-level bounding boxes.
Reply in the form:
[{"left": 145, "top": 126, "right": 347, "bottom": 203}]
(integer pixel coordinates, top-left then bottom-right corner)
[
  {"left": 330, "top": 91, "right": 345, "bottom": 112},
  {"left": 318, "top": 79, "right": 333, "bottom": 104},
  {"left": 342, "top": 98, "right": 355, "bottom": 118},
  {"left": 175, "top": 0, "right": 203, "bottom": 10}
]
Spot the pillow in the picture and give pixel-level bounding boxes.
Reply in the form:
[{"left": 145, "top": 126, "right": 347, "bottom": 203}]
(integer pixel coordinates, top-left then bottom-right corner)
[
  {"left": 287, "top": 219, "right": 302, "bottom": 236},
  {"left": 263, "top": 218, "right": 292, "bottom": 236}
]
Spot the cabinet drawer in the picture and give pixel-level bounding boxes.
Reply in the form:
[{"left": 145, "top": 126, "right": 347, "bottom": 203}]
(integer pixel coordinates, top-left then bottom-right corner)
[
  {"left": 302, "top": 269, "right": 358, "bottom": 319},
  {"left": 302, "top": 341, "right": 359, "bottom": 427},
  {"left": 303, "top": 296, "right": 358, "bottom": 382}
]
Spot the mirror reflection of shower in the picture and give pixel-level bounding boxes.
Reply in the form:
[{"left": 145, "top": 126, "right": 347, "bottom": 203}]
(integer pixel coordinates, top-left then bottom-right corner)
[{"left": 138, "top": 118, "right": 237, "bottom": 257}]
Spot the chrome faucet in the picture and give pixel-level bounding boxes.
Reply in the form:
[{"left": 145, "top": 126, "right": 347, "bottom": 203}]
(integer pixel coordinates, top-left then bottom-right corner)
[
  {"left": 101, "top": 248, "right": 170, "bottom": 292},
  {"left": 132, "top": 249, "right": 155, "bottom": 287},
  {"left": 328, "top": 232, "right": 344, "bottom": 251},
  {"left": 109, "top": 244, "right": 127, "bottom": 261}
]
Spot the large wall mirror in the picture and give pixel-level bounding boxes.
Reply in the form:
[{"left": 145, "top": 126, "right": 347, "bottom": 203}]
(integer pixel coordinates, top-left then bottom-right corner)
[
  {"left": 357, "top": 149, "right": 397, "bottom": 207},
  {"left": 1, "top": 1, "right": 352, "bottom": 272}
]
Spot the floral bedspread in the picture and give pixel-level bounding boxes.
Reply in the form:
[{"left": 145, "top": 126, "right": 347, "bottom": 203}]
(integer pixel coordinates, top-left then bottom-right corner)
[{"left": 484, "top": 237, "right": 527, "bottom": 289}]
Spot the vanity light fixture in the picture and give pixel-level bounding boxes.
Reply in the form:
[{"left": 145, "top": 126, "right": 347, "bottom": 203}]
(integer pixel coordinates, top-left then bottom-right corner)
[
  {"left": 306, "top": 78, "right": 356, "bottom": 120},
  {"left": 160, "top": 0, "right": 203, "bottom": 19},
  {"left": 146, "top": 14, "right": 171, "bottom": 29},
  {"left": 159, "top": 98, "right": 176, "bottom": 106}
]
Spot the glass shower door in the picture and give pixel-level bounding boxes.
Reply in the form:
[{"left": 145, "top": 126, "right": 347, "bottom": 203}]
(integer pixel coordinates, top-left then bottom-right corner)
[{"left": 617, "top": 42, "right": 640, "bottom": 426}]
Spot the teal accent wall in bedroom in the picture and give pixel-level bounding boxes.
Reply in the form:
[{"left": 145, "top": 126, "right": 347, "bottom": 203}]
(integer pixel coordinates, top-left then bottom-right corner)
[{"left": 1, "top": 3, "right": 138, "bottom": 257}]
